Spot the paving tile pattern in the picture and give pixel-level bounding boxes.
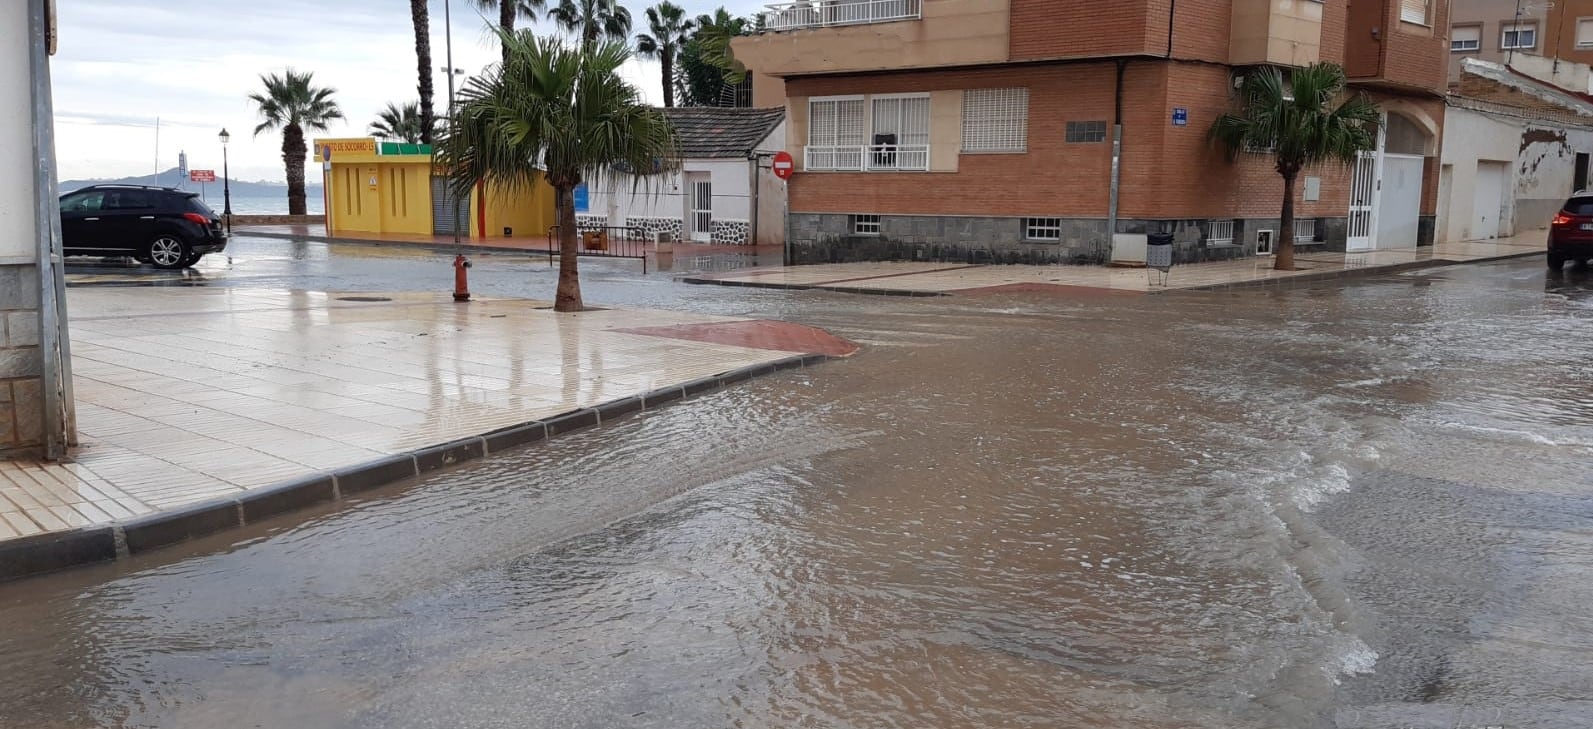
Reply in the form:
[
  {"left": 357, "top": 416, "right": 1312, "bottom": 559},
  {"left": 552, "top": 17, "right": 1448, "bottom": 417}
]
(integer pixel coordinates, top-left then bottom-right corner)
[{"left": 0, "top": 289, "right": 838, "bottom": 543}]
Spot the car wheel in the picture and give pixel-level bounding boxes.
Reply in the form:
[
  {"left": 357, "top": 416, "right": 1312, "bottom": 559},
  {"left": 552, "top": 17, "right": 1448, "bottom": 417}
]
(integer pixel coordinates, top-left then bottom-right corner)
[
  {"left": 145, "top": 235, "right": 192, "bottom": 270},
  {"left": 1548, "top": 252, "right": 1565, "bottom": 270}
]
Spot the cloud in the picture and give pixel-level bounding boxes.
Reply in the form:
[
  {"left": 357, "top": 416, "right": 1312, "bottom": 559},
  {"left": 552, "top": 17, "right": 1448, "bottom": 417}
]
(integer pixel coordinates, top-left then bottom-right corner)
[{"left": 51, "top": 0, "right": 771, "bottom": 183}]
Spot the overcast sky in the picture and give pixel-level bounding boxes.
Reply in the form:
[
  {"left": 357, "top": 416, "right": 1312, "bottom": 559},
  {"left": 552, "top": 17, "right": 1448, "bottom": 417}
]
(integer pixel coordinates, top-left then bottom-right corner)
[{"left": 53, "top": 0, "right": 764, "bottom": 184}]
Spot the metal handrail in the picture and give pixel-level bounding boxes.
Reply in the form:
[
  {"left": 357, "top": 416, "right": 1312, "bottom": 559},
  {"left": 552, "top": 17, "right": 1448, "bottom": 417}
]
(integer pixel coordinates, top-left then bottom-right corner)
[
  {"left": 804, "top": 144, "right": 930, "bottom": 172},
  {"left": 762, "top": 0, "right": 922, "bottom": 31}
]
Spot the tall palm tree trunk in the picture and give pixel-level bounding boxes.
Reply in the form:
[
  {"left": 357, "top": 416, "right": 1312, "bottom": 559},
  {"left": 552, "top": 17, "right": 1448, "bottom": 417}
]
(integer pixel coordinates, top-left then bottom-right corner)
[
  {"left": 282, "top": 123, "right": 308, "bottom": 216},
  {"left": 500, "top": 0, "right": 517, "bottom": 62},
  {"left": 1277, "top": 171, "right": 1297, "bottom": 271},
  {"left": 661, "top": 53, "right": 675, "bottom": 108},
  {"left": 555, "top": 185, "right": 584, "bottom": 312},
  {"left": 412, "top": 0, "right": 436, "bottom": 145}
]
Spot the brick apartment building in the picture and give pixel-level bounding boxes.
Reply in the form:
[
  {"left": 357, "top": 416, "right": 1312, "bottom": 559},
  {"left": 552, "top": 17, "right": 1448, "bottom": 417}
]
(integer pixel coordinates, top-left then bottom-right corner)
[
  {"left": 1448, "top": 0, "right": 1593, "bottom": 86},
  {"left": 732, "top": 0, "right": 1451, "bottom": 264}
]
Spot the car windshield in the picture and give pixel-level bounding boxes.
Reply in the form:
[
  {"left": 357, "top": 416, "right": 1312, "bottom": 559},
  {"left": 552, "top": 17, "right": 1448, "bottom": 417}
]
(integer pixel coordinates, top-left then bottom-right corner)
[
  {"left": 183, "top": 195, "right": 216, "bottom": 216},
  {"left": 1566, "top": 197, "right": 1593, "bottom": 215}
]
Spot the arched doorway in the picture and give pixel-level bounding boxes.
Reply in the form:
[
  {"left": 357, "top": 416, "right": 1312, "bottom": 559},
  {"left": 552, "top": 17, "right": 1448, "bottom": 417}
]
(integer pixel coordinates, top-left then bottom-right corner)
[{"left": 1348, "top": 111, "right": 1435, "bottom": 251}]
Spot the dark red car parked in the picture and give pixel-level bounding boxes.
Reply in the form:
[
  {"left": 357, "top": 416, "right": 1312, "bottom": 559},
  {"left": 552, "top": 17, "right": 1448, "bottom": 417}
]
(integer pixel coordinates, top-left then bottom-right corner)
[{"left": 1548, "top": 194, "right": 1593, "bottom": 269}]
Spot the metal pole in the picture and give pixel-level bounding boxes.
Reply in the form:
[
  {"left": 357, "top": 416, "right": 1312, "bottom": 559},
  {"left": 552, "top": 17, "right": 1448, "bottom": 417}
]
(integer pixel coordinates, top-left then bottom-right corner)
[
  {"left": 222, "top": 143, "right": 232, "bottom": 235},
  {"left": 29, "top": 0, "right": 75, "bottom": 456},
  {"left": 445, "top": 0, "right": 461, "bottom": 249}
]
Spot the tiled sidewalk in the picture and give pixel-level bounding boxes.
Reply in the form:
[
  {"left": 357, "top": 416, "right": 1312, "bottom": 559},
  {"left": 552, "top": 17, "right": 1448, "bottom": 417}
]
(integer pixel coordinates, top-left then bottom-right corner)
[
  {"left": 0, "top": 289, "right": 854, "bottom": 575},
  {"left": 683, "top": 237, "right": 1546, "bottom": 295},
  {"left": 236, "top": 224, "right": 781, "bottom": 260}
]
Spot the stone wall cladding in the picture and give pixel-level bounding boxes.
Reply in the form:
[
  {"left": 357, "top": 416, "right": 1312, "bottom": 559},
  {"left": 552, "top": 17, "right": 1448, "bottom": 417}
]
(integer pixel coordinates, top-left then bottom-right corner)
[
  {"left": 787, "top": 214, "right": 1353, "bottom": 264},
  {"left": 0, "top": 263, "right": 44, "bottom": 458},
  {"left": 710, "top": 219, "right": 751, "bottom": 245},
  {"left": 575, "top": 215, "right": 608, "bottom": 231},
  {"left": 626, "top": 216, "right": 684, "bottom": 242}
]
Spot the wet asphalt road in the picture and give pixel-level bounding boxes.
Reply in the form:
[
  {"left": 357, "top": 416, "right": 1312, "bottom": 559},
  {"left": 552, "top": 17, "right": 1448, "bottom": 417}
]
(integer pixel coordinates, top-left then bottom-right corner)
[{"left": 17, "top": 240, "right": 1593, "bottom": 729}]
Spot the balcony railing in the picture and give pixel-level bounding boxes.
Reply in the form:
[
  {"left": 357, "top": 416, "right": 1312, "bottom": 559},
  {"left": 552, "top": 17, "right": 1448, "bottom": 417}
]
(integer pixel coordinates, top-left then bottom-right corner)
[
  {"left": 763, "top": 0, "right": 923, "bottom": 32},
  {"left": 805, "top": 144, "right": 930, "bottom": 172}
]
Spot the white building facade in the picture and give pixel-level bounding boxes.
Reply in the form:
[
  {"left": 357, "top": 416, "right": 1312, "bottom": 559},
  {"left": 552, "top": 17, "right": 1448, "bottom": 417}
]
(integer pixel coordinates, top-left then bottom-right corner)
[{"left": 579, "top": 107, "right": 786, "bottom": 245}]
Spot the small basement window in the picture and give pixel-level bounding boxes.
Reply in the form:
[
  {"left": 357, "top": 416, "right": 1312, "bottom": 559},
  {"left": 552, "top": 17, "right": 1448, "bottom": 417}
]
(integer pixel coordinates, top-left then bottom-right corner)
[
  {"left": 852, "top": 214, "right": 881, "bottom": 235},
  {"left": 1025, "top": 217, "right": 1062, "bottom": 241},
  {"left": 1065, "top": 121, "right": 1108, "bottom": 144}
]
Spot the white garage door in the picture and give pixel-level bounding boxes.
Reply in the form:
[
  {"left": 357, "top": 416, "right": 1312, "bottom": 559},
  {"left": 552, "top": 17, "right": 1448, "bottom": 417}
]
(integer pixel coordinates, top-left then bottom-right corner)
[
  {"left": 1470, "top": 161, "right": 1508, "bottom": 240},
  {"left": 1376, "top": 154, "right": 1423, "bottom": 250}
]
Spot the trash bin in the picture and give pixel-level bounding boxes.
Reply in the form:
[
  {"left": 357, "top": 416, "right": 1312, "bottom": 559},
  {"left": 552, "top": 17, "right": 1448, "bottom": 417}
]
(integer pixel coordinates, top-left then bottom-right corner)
[{"left": 1146, "top": 232, "right": 1175, "bottom": 270}]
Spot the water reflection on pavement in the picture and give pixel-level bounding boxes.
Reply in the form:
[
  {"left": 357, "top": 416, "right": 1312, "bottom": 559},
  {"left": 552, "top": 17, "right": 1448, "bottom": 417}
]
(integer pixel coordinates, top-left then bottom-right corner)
[{"left": 6, "top": 257, "right": 1592, "bottom": 729}]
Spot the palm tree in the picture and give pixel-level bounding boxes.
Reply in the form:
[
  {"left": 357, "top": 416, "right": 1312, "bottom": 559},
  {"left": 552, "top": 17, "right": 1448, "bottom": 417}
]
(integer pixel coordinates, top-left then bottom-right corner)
[
  {"left": 248, "top": 69, "right": 343, "bottom": 216},
  {"left": 410, "top": 0, "right": 436, "bottom": 144},
  {"left": 1210, "top": 63, "right": 1378, "bottom": 271},
  {"left": 369, "top": 102, "right": 435, "bottom": 143},
  {"left": 550, "top": 0, "right": 633, "bottom": 49},
  {"left": 474, "top": 0, "right": 548, "bottom": 62},
  {"left": 440, "top": 32, "right": 675, "bottom": 312},
  {"left": 635, "top": 2, "right": 693, "bottom": 108}
]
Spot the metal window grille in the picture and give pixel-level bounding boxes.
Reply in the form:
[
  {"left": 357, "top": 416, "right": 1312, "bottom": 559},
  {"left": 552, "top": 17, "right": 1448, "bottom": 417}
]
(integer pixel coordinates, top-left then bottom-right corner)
[
  {"left": 961, "top": 88, "right": 1028, "bottom": 152},
  {"left": 870, "top": 95, "right": 930, "bottom": 170},
  {"left": 1294, "top": 218, "right": 1316, "bottom": 243},
  {"left": 1502, "top": 23, "right": 1537, "bottom": 49},
  {"left": 1025, "top": 217, "right": 1062, "bottom": 241},
  {"left": 1452, "top": 25, "right": 1482, "bottom": 51},
  {"left": 1065, "top": 121, "right": 1108, "bottom": 144},
  {"left": 1399, "top": 0, "right": 1429, "bottom": 24},
  {"left": 853, "top": 214, "right": 881, "bottom": 235},
  {"left": 807, "top": 97, "right": 866, "bottom": 170},
  {"left": 1207, "top": 219, "right": 1236, "bottom": 245}
]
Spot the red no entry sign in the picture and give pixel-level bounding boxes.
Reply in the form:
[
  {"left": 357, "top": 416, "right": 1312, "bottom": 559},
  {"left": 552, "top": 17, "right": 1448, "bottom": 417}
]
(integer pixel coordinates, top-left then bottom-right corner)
[
  {"left": 190, "top": 170, "right": 217, "bottom": 183},
  {"left": 771, "top": 151, "right": 794, "bottom": 181}
]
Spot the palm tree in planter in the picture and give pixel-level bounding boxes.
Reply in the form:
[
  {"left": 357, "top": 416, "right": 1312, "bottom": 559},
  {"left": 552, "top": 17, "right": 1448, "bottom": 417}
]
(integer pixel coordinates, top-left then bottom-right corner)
[
  {"left": 249, "top": 69, "right": 343, "bottom": 215},
  {"left": 635, "top": 2, "right": 694, "bottom": 108},
  {"left": 441, "top": 32, "right": 675, "bottom": 312},
  {"left": 369, "top": 101, "right": 434, "bottom": 143},
  {"left": 1210, "top": 62, "right": 1378, "bottom": 271}
]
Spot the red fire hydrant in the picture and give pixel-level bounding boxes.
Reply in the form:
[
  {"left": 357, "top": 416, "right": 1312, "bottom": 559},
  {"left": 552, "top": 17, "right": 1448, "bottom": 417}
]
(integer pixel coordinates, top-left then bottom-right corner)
[{"left": 452, "top": 254, "right": 472, "bottom": 302}]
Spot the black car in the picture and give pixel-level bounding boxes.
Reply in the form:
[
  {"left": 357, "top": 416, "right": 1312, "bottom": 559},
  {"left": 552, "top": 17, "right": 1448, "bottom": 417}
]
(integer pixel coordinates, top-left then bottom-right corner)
[
  {"left": 59, "top": 185, "right": 227, "bottom": 269},
  {"left": 1548, "top": 193, "right": 1593, "bottom": 269}
]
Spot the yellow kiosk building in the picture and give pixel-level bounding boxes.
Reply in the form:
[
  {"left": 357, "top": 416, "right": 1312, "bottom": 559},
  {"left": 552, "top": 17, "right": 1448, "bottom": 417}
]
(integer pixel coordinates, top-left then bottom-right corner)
[{"left": 314, "top": 137, "right": 556, "bottom": 241}]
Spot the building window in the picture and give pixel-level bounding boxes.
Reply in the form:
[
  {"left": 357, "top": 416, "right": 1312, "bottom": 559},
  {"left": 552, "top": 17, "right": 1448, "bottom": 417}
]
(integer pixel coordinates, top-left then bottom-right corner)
[
  {"left": 1578, "top": 18, "right": 1593, "bottom": 49},
  {"left": 1294, "top": 218, "right": 1316, "bottom": 243},
  {"left": 1451, "top": 25, "right": 1482, "bottom": 51},
  {"left": 1399, "top": 0, "right": 1430, "bottom": 25},
  {"left": 1025, "top": 217, "right": 1062, "bottom": 241},
  {"left": 852, "top": 214, "right": 881, "bottom": 235},
  {"left": 961, "top": 88, "right": 1028, "bottom": 153},
  {"left": 1065, "top": 121, "right": 1108, "bottom": 144},
  {"left": 807, "top": 96, "right": 866, "bottom": 170},
  {"left": 870, "top": 94, "right": 931, "bottom": 170},
  {"left": 1502, "top": 22, "right": 1537, "bottom": 50},
  {"left": 1207, "top": 220, "right": 1236, "bottom": 245}
]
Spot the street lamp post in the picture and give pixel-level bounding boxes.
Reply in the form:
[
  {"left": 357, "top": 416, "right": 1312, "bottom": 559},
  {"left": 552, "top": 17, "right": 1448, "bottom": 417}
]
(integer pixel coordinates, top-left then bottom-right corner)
[
  {"left": 218, "top": 128, "right": 232, "bottom": 236},
  {"left": 443, "top": 0, "right": 463, "bottom": 249}
]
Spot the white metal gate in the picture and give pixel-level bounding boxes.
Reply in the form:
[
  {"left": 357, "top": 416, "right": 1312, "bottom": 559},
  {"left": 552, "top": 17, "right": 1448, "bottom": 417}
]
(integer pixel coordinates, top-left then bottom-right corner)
[
  {"left": 1346, "top": 150, "right": 1378, "bottom": 251},
  {"left": 689, "top": 178, "right": 712, "bottom": 242},
  {"left": 1471, "top": 160, "right": 1507, "bottom": 240},
  {"left": 431, "top": 176, "right": 467, "bottom": 236}
]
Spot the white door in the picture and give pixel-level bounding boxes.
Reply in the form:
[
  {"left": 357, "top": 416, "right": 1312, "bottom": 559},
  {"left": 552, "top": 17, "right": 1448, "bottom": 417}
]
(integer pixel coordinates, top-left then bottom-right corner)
[
  {"left": 1377, "top": 154, "right": 1423, "bottom": 250},
  {"left": 689, "top": 176, "right": 712, "bottom": 242},
  {"left": 1471, "top": 161, "right": 1507, "bottom": 240},
  {"left": 1347, "top": 150, "right": 1378, "bottom": 251}
]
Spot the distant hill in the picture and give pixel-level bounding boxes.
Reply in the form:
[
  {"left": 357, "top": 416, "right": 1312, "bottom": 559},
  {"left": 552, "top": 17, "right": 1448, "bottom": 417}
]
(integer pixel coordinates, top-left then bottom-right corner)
[{"left": 60, "top": 167, "right": 322, "bottom": 198}]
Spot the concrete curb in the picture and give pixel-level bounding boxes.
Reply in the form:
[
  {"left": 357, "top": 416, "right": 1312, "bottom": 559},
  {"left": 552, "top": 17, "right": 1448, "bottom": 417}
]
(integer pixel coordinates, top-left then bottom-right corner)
[
  {"left": 680, "top": 276, "right": 950, "bottom": 297},
  {"left": 1171, "top": 249, "right": 1545, "bottom": 293},
  {"left": 0, "top": 353, "right": 833, "bottom": 583}
]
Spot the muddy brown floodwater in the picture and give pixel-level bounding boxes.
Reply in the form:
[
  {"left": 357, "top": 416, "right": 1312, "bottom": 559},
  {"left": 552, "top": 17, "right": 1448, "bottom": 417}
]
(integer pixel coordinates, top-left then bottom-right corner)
[{"left": 3, "top": 259, "right": 1592, "bottom": 729}]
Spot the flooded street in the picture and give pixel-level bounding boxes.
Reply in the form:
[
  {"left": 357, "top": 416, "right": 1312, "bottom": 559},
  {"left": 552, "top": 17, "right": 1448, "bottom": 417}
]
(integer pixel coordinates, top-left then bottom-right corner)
[{"left": 4, "top": 258, "right": 1592, "bottom": 728}]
